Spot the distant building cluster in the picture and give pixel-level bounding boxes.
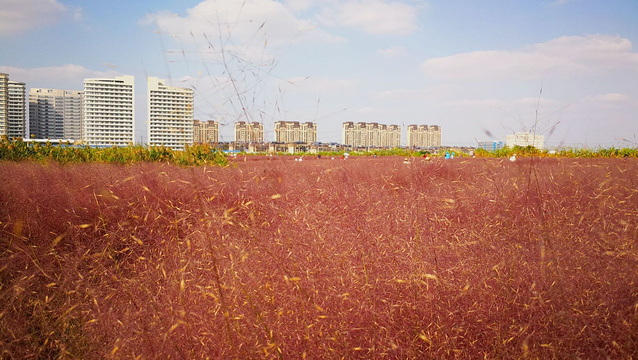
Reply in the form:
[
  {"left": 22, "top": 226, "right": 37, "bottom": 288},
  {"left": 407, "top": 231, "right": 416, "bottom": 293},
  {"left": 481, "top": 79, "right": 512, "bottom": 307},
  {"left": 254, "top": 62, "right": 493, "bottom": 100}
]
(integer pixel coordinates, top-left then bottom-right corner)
[
  {"left": 342, "top": 122, "right": 401, "bottom": 148},
  {"left": 406, "top": 124, "right": 441, "bottom": 148},
  {"left": 2, "top": 72, "right": 448, "bottom": 150},
  {"left": 477, "top": 141, "right": 504, "bottom": 151},
  {"left": 477, "top": 132, "right": 545, "bottom": 152},
  {"left": 1, "top": 73, "right": 197, "bottom": 150}
]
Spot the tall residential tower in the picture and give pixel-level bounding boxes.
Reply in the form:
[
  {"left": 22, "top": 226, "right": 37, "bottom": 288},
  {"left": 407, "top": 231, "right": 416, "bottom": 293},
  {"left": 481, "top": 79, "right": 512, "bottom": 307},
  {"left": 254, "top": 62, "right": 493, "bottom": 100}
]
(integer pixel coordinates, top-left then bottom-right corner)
[
  {"left": 274, "top": 121, "right": 317, "bottom": 144},
  {"left": 147, "top": 77, "right": 194, "bottom": 150},
  {"left": 234, "top": 121, "right": 263, "bottom": 143},
  {"left": 83, "top": 75, "right": 135, "bottom": 147},
  {"left": 0, "top": 74, "right": 7, "bottom": 136},
  {"left": 7, "top": 81, "right": 26, "bottom": 138},
  {"left": 406, "top": 124, "right": 441, "bottom": 148},
  {"left": 193, "top": 120, "right": 219, "bottom": 144},
  {"left": 29, "top": 88, "right": 83, "bottom": 140}
]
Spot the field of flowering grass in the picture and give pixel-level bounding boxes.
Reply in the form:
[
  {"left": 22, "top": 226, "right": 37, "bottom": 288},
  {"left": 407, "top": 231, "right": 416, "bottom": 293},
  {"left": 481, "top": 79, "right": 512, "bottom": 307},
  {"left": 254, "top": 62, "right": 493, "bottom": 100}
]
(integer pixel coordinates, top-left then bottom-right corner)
[{"left": 1, "top": 156, "right": 637, "bottom": 359}]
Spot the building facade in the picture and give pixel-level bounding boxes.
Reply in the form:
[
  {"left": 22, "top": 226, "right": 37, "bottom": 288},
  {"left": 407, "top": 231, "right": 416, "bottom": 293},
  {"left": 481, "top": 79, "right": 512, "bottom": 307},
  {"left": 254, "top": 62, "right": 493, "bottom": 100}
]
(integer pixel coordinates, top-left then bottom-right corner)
[
  {"left": 7, "top": 81, "right": 26, "bottom": 138},
  {"left": 29, "top": 88, "right": 83, "bottom": 140},
  {"left": 342, "top": 122, "right": 401, "bottom": 148},
  {"left": 83, "top": 75, "right": 135, "bottom": 147},
  {"left": 193, "top": 120, "right": 219, "bottom": 144},
  {"left": 477, "top": 140, "right": 504, "bottom": 151},
  {"left": 234, "top": 121, "right": 263, "bottom": 143},
  {"left": 406, "top": 124, "right": 442, "bottom": 148},
  {"left": 274, "top": 121, "right": 317, "bottom": 143},
  {"left": 0, "top": 74, "right": 9, "bottom": 136},
  {"left": 147, "top": 77, "right": 194, "bottom": 150},
  {"left": 506, "top": 132, "right": 544, "bottom": 149}
]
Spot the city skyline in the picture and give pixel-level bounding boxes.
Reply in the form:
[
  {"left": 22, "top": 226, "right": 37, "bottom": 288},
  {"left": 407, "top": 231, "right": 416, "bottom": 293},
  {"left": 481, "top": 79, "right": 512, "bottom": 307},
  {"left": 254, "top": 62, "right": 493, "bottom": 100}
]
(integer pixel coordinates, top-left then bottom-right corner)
[{"left": 1, "top": 0, "right": 637, "bottom": 147}]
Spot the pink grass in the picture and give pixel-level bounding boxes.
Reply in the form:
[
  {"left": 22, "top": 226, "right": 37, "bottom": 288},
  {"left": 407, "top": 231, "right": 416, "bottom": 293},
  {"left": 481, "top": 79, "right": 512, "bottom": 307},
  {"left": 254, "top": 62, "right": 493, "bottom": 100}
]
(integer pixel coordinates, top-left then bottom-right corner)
[{"left": 1, "top": 157, "right": 637, "bottom": 358}]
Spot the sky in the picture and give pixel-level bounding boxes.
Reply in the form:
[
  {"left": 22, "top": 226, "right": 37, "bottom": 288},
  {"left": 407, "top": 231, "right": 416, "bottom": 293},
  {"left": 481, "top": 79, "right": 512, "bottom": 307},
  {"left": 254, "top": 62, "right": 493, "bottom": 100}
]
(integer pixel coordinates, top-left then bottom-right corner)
[{"left": 1, "top": 0, "right": 637, "bottom": 147}]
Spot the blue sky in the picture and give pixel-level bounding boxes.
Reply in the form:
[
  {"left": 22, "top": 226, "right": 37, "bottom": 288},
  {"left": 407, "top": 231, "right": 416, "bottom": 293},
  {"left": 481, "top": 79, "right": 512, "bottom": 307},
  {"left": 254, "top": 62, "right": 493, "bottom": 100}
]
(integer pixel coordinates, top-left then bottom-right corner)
[{"left": 1, "top": 0, "right": 637, "bottom": 147}]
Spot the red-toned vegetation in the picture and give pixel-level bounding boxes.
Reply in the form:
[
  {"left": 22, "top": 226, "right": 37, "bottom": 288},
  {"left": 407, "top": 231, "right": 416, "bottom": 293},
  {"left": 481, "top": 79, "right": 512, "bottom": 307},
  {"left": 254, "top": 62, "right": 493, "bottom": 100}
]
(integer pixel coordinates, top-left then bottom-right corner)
[{"left": 1, "top": 157, "right": 637, "bottom": 358}]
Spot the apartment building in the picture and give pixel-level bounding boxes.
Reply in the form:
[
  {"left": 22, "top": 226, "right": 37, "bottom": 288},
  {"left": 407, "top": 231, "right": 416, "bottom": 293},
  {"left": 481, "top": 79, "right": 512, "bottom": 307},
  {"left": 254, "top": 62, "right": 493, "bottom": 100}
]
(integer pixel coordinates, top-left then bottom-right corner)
[
  {"left": 406, "top": 124, "right": 442, "bottom": 148},
  {"left": 147, "top": 77, "right": 194, "bottom": 150},
  {"left": 83, "top": 75, "right": 135, "bottom": 147},
  {"left": 506, "top": 132, "right": 544, "bottom": 149},
  {"left": 274, "top": 121, "right": 317, "bottom": 143},
  {"left": 29, "top": 88, "right": 83, "bottom": 140},
  {"left": 0, "top": 74, "right": 7, "bottom": 136},
  {"left": 193, "top": 119, "right": 219, "bottom": 144},
  {"left": 234, "top": 121, "right": 263, "bottom": 143},
  {"left": 6, "top": 81, "right": 26, "bottom": 138},
  {"left": 342, "top": 122, "right": 401, "bottom": 148}
]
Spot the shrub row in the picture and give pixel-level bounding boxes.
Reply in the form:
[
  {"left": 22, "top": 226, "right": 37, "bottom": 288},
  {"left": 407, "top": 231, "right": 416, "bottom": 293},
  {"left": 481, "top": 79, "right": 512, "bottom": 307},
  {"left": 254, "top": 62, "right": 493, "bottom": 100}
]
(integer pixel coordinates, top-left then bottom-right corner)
[
  {"left": 475, "top": 145, "right": 638, "bottom": 158},
  {"left": 0, "top": 136, "right": 228, "bottom": 166}
]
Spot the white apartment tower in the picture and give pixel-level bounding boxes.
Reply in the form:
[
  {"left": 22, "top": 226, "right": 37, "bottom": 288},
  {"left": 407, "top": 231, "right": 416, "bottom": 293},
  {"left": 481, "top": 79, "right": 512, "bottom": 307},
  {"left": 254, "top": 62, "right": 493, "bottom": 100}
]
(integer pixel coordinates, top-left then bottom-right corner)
[
  {"left": 0, "top": 74, "right": 9, "bottom": 136},
  {"left": 7, "top": 81, "right": 26, "bottom": 138},
  {"left": 147, "top": 77, "right": 194, "bottom": 150},
  {"left": 29, "top": 88, "right": 83, "bottom": 140},
  {"left": 83, "top": 75, "right": 135, "bottom": 147}
]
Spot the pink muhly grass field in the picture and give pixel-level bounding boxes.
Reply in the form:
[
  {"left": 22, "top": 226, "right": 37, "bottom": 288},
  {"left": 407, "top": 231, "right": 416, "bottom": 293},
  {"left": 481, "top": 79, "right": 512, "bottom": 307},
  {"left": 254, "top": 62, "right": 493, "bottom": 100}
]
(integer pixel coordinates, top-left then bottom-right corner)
[{"left": 1, "top": 157, "right": 637, "bottom": 358}]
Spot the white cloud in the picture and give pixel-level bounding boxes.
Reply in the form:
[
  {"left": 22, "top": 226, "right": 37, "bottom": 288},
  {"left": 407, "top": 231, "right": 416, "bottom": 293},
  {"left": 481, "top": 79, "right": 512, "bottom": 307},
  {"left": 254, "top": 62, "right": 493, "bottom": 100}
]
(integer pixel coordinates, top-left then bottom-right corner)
[
  {"left": 0, "top": 0, "right": 78, "bottom": 35},
  {"left": 143, "top": 0, "right": 341, "bottom": 51},
  {"left": 586, "top": 93, "right": 629, "bottom": 103},
  {"left": 318, "top": 0, "right": 423, "bottom": 35},
  {"left": 421, "top": 35, "right": 638, "bottom": 80},
  {"left": 0, "top": 64, "right": 117, "bottom": 89},
  {"left": 378, "top": 46, "right": 406, "bottom": 58}
]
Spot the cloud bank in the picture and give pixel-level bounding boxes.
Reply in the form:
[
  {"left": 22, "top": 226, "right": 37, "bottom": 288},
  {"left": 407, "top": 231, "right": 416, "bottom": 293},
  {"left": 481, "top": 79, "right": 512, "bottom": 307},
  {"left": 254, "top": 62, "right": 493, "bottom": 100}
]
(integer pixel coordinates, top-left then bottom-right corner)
[
  {"left": 0, "top": 0, "right": 80, "bottom": 35},
  {"left": 421, "top": 35, "right": 638, "bottom": 80}
]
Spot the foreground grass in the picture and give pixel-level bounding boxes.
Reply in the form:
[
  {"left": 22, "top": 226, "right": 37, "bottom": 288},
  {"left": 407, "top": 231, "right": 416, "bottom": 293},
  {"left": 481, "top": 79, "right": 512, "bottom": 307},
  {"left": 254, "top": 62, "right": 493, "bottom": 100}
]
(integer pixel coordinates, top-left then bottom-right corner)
[{"left": 1, "top": 157, "right": 637, "bottom": 358}]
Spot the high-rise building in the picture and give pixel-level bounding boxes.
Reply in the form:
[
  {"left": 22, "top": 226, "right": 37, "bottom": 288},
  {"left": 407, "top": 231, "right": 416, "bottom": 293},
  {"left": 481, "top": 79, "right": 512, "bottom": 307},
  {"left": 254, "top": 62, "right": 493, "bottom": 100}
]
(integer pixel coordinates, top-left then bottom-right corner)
[
  {"left": 0, "top": 74, "right": 9, "bottom": 136},
  {"left": 274, "top": 121, "right": 317, "bottom": 143},
  {"left": 342, "top": 122, "right": 401, "bottom": 147},
  {"left": 147, "top": 77, "right": 194, "bottom": 150},
  {"left": 506, "top": 132, "right": 544, "bottom": 149},
  {"left": 386, "top": 124, "right": 401, "bottom": 147},
  {"left": 407, "top": 124, "right": 441, "bottom": 148},
  {"left": 428, "top": 125, "right": 441, "bottom": 147},
  {"left": 83, "top": 75, "right": 135, "bottom": 147},
  {"left": 193, "top": 120, "right": 219, "bottom": 144},
  {"left": 29, "top": 88, "right": 83, "bottom": 140},
  {"left": 234, "top": 121, "right": 263, "bottom": 143},
  {"left": 7, "top": 81, "right": 26, "bottom": 138}
]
